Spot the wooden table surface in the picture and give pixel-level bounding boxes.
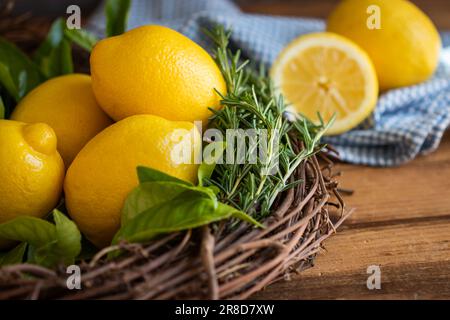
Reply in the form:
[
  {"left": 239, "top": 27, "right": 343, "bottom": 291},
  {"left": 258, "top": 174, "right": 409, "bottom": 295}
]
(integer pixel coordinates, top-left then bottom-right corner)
[{"left": 235, "top": 0, "right": 450, "bottom": 300}]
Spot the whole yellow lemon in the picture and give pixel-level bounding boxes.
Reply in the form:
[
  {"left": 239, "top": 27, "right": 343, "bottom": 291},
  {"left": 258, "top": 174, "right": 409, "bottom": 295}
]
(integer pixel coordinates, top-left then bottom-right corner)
[
  {"left": 327, "top": 0, "right": 441, "bottom": 90},
  {"left": 64, "top": 114, "right": 201, "bottom": 248},
  {"left": 90, "top": 25, "right": 227, "bottom": 123},
  {"left": 0, "top": 120, "right": 64, "bottom": 246},
  {"left": 11, "top": 74, "right": 113, "bottom": 166}
]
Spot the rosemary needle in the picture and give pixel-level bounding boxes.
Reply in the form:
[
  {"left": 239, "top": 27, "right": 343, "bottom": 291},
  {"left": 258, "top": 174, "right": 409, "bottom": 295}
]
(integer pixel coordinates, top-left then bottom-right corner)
[{"left": 205, "top": 26, "right": 334, "bottom": 220}]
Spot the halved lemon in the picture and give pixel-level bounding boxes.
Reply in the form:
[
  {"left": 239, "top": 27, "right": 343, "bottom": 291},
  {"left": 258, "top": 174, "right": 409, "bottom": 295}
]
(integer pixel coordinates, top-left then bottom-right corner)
[{"left": 271, "top": 32, "right": 378, "bottom": 135}]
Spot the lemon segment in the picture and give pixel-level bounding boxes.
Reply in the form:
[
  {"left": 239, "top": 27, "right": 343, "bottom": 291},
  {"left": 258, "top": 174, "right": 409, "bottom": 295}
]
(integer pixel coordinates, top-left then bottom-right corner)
[{"left": 271, "top": 32, "right": 378, "bottom": 135}]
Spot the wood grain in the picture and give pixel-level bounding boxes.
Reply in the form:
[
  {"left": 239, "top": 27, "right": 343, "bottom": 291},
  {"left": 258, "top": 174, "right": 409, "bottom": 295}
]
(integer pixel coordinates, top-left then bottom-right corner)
[
  {"left": 251, "top": 134, "right": 450, "bottom": 300},
  {"left": 253, "top": 261, "right": 450, "bottom": 299},
  {"left": 253, "top": 219, "right": 450, "bottom": 299},
  {"left": 336, "top": 133, "right": 450, "bottom": 225},
  {"left": 238, "top": 1, "right": 450, "bottom": 299}
]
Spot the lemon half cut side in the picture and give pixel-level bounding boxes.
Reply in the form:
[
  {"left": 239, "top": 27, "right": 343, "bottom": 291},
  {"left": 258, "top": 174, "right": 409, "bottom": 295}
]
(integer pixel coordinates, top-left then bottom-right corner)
[{"left": 271, "top": 32, "right": 378, "bottom": 135}]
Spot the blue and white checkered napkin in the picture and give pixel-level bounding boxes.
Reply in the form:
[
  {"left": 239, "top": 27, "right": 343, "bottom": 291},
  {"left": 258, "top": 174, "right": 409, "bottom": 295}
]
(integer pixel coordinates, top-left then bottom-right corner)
[{"left": 88, "top": 0, "right": 450, "bottom": 166}]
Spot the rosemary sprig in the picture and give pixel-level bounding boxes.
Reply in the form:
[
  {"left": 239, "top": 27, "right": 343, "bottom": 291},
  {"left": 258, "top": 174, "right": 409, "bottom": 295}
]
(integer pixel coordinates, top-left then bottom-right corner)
[{"left": 204, "top": 26, "right": 333, "bottom": 220}]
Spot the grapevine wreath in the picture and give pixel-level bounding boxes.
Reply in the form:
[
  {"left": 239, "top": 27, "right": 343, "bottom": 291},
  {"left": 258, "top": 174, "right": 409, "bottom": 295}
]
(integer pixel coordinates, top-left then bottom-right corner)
[{"left": 0, "top": 1, "right": 351, "bottom": 299}]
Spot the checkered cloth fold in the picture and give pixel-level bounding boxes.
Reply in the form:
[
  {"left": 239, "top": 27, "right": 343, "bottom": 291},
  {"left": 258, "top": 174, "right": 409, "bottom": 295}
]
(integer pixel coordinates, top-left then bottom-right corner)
[{"left": 88, "top": 0, "right": 450, "bottom": 166}]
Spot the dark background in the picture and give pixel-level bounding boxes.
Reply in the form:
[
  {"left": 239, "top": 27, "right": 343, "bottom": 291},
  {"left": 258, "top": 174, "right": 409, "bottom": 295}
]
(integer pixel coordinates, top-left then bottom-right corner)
[
  {"left": 238, "top": 0, "right": 450, "bottom": 29},
  {"left": 4, "top": 0, "right": 450, "bottom": 29}
]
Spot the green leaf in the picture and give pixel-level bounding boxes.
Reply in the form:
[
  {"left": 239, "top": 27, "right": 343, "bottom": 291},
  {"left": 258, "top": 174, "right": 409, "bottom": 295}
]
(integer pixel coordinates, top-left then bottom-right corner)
[
  {"left": 229, "top": 206, "right": 264, "bottom": 228},
  {"left": 0, "top": 242, "right": 27, "bottom": 266},
  {"left": 50, "top": 39, "right": 73, "bottom": 76},
  {"left": 198, "top": 141, "right": 225, "bottom": 186},
  {"left": 105, "top": 0, "right": 131, "bottom": 37},
  {"left": 0, "top": 210, "right": 81, "bottom": 267},
  {"left": 0, "top": 38, "right": 41, "bottom": 101},
  {"left": 17, "top": 71, "right": 28, "bottom": 99},
  {"left": 137, "top": 166, "right": 192, "bottom": 186},
  {"left": 0, "top": 95, "right": 4, "bottom": 119},
  {"left": 34, "top": 18, "right": 74, "bottom": 79},
  {"left": 64, "top": 28, "right": 98, "bottom": 52},
  {"left": 27, "top": 241, "right": 58, "bottom": 267},
  {"left": 0, "top": 63, "right": 18, "bottom": 101},
  {"left": 0, "top": 84, "right": 17, "bottom": 118},
  {"left": 122, "top": 182, "right": 188, "bottom": 224},
  {"left": 53, "top": 210, "right": 81, "bottom": 263},
  {"left": 121, "top": 181, "right": 216, "bottom": 223},
  {"left": 115, "top": 190, "right": 262, "bottom": 245},
  {"left": 0, "top": 216, "right": 57, "bottom": 247},
  {"left": 114, "top": 194, "right": 220, "bottom": 244}
]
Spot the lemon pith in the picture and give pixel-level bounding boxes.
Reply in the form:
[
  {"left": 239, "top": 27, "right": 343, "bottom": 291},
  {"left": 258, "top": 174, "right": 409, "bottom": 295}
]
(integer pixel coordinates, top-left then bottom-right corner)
[{"left": 271, "top": 32, "right": 378, "bottom": 135}]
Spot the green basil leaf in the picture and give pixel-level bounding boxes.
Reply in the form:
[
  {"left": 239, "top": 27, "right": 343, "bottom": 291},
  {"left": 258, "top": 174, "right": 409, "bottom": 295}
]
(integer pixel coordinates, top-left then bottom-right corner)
[
  {"left": 0, "top": 216, "right": 57, "bottom": 247},
  {"left": 122, "top": 181, "right": 216, "bottom": 223},
  {"left": 34, "top": 18, "right": 74, "bottom": 79},
  {"left": 198, "top": 141, "right": 226, "bottom": 186},
  {"left": 0, "top": 210, "right": 81, "bottom": 267},
  {"left": 0, "top": 95, "right": 4, "bottom": 119},
  {"left": 114, "top": 194, "right": 221, "bottom": 244},
  {"left": 17, "top": 71, "right": 29, "bottom": 100},
  {"left": 137, "top": 166, "right": 192, "bottom": 186},
  {"left": 0, "top": 85, "right": 16, "bottom": 118},
  {"left": 0, "top": 38, "right": 41, "bottom": 101},
  {"left": 64, "top": 28, "right": 98, "bottom": 52},
  {"left": 105, "top": 0, "right": 131, "bottom": 37},
  {"left": 0, "top": 242, "right": 27, "bottom": 266},
  {"left": 115, "top": 192, "right": 262, "bottom": 245},
  {"left": 53, "top": 209, "right": 81, "bottom": 264},
  {"left": 50, "top": 39, "right": 73, "bottom": 76},
  {"left": 27, "top": 241, "right": 58, "bottom": 267},
  {"left": 227, "top": 206, "right": 264, "bottom": 228},
  {"left": 122, "top": 182, "right": 191, "bottom": 224},
  {"left": 0, "top": 63, "right": 18, "bottom": 101}
]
